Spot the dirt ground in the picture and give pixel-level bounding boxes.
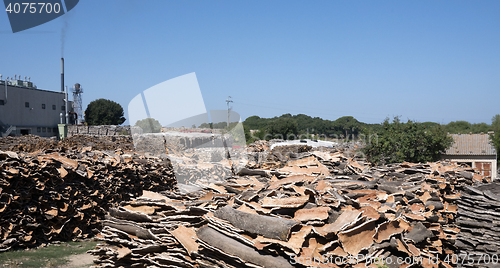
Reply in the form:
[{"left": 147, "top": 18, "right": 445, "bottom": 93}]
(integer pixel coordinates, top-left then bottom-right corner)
[
  {"left": 0, "top": 241, "right": 97, "bottom": 268},
  {"left": 63, "top": 253, "right": 94, "bottom": 268}
]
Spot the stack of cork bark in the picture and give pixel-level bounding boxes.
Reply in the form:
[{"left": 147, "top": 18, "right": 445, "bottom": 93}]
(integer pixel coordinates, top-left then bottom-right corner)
[
  {"left": 0, "top": 148, "right": 175, "bottom": 251},
  {"left": 89, "top": 147, "right": 492, "bottom": 268},
  {"left": 455, "top": 183, "right": 500, "bottom": 267}
]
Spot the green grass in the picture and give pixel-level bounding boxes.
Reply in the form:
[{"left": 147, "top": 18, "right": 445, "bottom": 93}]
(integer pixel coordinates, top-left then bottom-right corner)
[
  {"left": 0, "top": 241, "right": 97, "bottom": 268},
  {"left": 376, "top": 263, "right": 390, "bottom": 268}
]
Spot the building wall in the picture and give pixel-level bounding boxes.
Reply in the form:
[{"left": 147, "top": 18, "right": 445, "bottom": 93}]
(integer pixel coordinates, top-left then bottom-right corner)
[
  {"left": 441, "top": 154, "right": 497, "bottom": 180},
  {"left": 0, "top": 83, "right": 72, "bottom": 137}
]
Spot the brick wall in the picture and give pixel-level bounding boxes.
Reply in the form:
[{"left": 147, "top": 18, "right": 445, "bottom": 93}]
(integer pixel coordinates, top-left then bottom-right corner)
[{"left": 474, "top": 161, "right": 492, "bottom": 177}]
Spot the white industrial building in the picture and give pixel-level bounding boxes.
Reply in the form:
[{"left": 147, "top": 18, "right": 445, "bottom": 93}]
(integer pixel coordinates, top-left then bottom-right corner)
[{"left": 0, "top": 76, "right": 73, "bottom": 137}]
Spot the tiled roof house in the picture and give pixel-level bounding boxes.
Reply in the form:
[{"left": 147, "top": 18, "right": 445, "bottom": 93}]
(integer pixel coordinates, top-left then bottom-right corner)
[{"left": 441, "top": 133, "right": 497, "bottom": 179}]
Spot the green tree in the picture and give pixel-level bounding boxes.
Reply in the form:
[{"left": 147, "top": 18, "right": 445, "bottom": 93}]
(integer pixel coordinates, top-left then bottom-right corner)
[
  {"left": 84, "top": 99, "right": 126, "bottom": 125},
  {"left": 266, "top": 117, "right": 298, "bottom": 140},
  {"left": 212, "top": 122, "right": 228, "bottom": 129},
  {"left": 332, "top": 116, "right": 362, "bottom": 139},
  {"left": 198, "top": 122, "right": 213, "bottom": 129},
  {"left": 243, "top": 113, "right": 387, "bottom": 141},
  {"left": 491, "top": 115, "right": 500, "bottom": 164},
  {"left": 363, "top": 117, "right": 453, "bottom": 165},
  {"left": 244, "top": 115, "right": 270, "bottom": 130},
  {"left": 471, "top": 123, "right": 491, "bottom": 133},
  {"left": 135, "top": 118, "right": 162, "bottom": 133},
  {"left": 244, "top": 125, "right": 253, "bottom": 144},
  {"left": 421, "top": 121, "right": 440, "bottom": 129},
  {"left": 446, "top": 121, "right": 472, "bottom": 134},
  {"left": 244, "top": 125, "right": 266, "bottom": 144},
  {"left": 492, "top": 114, "right": 500, "bottom": 131}
]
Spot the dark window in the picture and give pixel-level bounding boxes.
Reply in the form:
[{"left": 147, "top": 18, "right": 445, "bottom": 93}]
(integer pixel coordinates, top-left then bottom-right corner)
[
  {"left": 53, "top": 128, "right": 58, "bottom": 133},
  {"left": 61, "top": 106, "right": 65, "bottom": 111},
  {"left": 460, "top": 162, "right": 473, "bottom": 168},
  {"left": 37, "top": 127, "right": 41, "bottom": 132},
  {"left": 42, "top": 127, "right": 46, "bottom": 132},
  {"left": 25, "top": 102, "right": 29, "bottom": 108},
  {"left": 42, "top": 104, "right": 46, "bottom": 109},
  {"left": 48, "top": 128, "right": 51, "bottom": 133},
  {"left": 52, "top": 105, "right": 56, "bottom": 110},
  {"left": 0, "top": 100, "right": 4, "bottom": 105}
]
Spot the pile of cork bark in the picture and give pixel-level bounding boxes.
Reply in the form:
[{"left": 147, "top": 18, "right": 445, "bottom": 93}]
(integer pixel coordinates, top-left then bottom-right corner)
[
  {"left": 89, "top": 146, "right": 493, "bottom": 268},
  {"left": 0, "top": 147, "right": 175, "bottom": 251},
  {"left": 0, "top": 134, "right": 134, "bottom": 152},
  {"left": 455, "top": 183, "right": 500, "bottom": 267}
]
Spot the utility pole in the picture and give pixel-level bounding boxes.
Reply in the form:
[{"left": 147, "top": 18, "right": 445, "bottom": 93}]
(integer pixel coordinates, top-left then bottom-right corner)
[
  {"left": 65, "top": 86, "right": 69, "bottom": 124},
  {"left": 226, "top": 96, "right": 233, "bottom": 128}
]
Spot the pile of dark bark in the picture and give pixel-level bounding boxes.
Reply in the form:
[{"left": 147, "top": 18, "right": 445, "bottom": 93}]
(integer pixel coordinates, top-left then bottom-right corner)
[
  {"left": 0, "top": 147, "right": 175, "bottom": 251},
  {"left": 0, "top": 135, "right": 134, "bottom": 152},
  {"left": 89, "top": 148, "right": 492, "bottom": 268},
  {"left": 455, "top": 183, "right": 500, "bottom": 267}
]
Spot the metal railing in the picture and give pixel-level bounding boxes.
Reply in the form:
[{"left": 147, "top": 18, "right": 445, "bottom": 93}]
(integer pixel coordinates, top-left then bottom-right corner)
[{"left": 1, "top": 125, "right": 16, "bottom": 137}]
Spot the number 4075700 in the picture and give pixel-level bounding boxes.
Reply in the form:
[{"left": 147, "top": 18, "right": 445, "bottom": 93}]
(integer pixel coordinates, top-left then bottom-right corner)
[{"left": 6, "top": 3, "right": 62, "bottom": 14}]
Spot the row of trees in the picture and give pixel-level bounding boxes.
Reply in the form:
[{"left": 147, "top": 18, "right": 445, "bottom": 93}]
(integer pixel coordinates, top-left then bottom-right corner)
[
  {"left": 244, "top": 114, "right": 500, "bottom": 141},
  {"left": 83, "top": 99, "right": 499, "bottom": 139},
  {"left": 83, "top": 101, "right": 379, "bottom": 140},
  {"left": 243, "top": 113, "right": 500, "bottom": 165},
  {"left": 83, "top": 99, "right": 499, "bottom": 166},
  {"left": 445, "top": 120, "right": 493, "bottom": 134},
  {"left": 244, "top": 114, "right": 383, "bottom": 143},
  {"left": 363, "top": 117, "right": 453, "bottom": 165},
  {"left": 364, "top": 115, "right": 500, "bottom": 165}
]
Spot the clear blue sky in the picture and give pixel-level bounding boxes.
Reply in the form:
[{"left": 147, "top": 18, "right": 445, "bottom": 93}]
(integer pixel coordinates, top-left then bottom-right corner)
[{"left": 1, "top": 0, "right": 499, "bottom": 125}]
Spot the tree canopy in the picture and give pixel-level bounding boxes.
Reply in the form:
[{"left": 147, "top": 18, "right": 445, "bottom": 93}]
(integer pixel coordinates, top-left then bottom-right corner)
[
  {"left": 332, "top": 116, "right": 362, "bottom": 138},
  {"left": 242, "top": 112, "right": 499, "bottom": 163},
  {"left": 84, "top": 99, "right": 126, "bottom": 126},
  {"left": 491, "top": 114, "right": 500, "bottom": 164},
  {"left": 363, "top": 117, "right": 453, "bottom": 165},
  {"left": 445, "top": 120, "right": 492, "bottom": 134},
  {"left": 492, "top": 114, "right": 500, "bottom": 131},
  {"left": 266, "top": 117, "right": 299, "bottom": 140},
  {"left": 242, "top": 113, "right": 381, "bottom": 143},
  {"left": 135, "top": 118, "right": 162, "bottom": 133}
]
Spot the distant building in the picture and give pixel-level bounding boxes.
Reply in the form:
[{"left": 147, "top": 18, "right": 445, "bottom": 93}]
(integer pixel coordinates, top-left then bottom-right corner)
[
  {"left": 441, "top": 133, "right": 497, "bottom": 179},
  {"left": 0, "top": 77, "right": 73, "bottom": 137}
]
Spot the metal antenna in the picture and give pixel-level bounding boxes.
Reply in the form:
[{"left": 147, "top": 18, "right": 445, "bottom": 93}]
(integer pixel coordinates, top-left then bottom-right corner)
[
  {"left": 72, "top": 83, "right": 84, "bottom": 125},
  {"left": 226, "top": 96, "right": 233, "bottom": 128}
]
